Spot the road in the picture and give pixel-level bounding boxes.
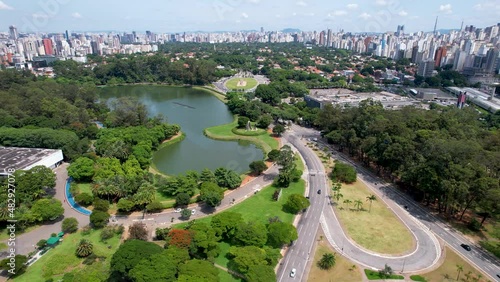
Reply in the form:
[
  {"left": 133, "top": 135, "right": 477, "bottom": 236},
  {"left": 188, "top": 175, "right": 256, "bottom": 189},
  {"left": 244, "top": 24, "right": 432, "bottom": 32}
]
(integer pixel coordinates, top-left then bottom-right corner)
[
  {"left": 293, "top": 125, "right": 500, "bottom": 281},
  {"left": 2, "top": 164, "right": 90, "bottom": 257}
]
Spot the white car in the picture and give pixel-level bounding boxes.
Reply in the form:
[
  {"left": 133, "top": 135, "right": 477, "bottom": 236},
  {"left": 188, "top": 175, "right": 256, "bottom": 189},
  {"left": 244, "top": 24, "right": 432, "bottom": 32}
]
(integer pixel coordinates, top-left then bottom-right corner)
[
  {"left": 290, "top": 268, "right": 296, "bottom": 278},
  {"left": 174, "top": 208, "right": 181, "bottom": 213},
  {"left": 191, "top": 209, "right": 196, "bottom": 215}
]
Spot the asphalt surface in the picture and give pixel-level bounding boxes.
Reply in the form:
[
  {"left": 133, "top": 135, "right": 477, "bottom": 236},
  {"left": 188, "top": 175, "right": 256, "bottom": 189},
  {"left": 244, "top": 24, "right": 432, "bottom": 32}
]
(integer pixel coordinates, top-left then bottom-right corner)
[{"left": 293, "top": 125, "right": 500, "bottom": 282}]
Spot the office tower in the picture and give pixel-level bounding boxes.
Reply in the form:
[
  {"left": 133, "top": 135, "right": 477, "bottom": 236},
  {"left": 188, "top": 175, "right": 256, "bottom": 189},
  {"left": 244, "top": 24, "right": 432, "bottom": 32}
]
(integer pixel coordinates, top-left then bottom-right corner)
[
  {"left": 434, "top": 46, "right": 447, "bottom": 67},
  {"left": 453, "top": 50, "right": 467, "bottom": 71},
  {"left": 417, "top": 59, "right": 435, "bottom": 77},
  {"left": 396, "top": 25, "right": 404, "bottom": 37},
  {"left": 9, "top": 25, "right": 18, "bottom": 40},
  {"left": 65, "top": 30, "right": 70, "bottom": 41},
  {"left": 485, "top": 48, "right": 499, "bottom": 73},
  {"left": 260, "top": 27, "right": 264, "bottom": 33},
  {"left": 326, "top": 29, "right": 332, "bottom": 48},
  {"left": 42, "top": 38, "right": 54, "bottom": 55},
  {"left": 433, "top": 17, "right": 438, "bottom": 35}
]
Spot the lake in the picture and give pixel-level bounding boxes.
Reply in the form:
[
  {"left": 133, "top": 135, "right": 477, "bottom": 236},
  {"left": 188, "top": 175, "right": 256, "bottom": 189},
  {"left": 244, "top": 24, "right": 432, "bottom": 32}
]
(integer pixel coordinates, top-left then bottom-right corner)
[{"left": 99, "top": 85, "right": 264, "bottom": 175}]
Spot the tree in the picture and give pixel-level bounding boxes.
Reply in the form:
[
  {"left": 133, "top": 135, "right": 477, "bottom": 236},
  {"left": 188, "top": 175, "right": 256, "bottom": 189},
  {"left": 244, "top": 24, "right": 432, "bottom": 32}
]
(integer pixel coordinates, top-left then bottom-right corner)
[
  {"left": 62, "top": 217, "right": 79, "bottom": 233},
  {"left": 200, "top": 182, "right": 224, "bottom": 207},
  {"left": 178, "top": 259, "right": 219, "bottom": 282},
  {"left": 214, "top": 167, "right": 242, "bottom": 189},
  {"left": 249, "top": 160, "right": 267, "bottom": 175},
  {"left": 235, "top": 222, "right": 268, "bottom": 247},
  {"left": 211, "top": 211, "right": 244, "bottom": 239},
  {"left": 378, "top": 264, "right": 394, "bottom": 278},
  {"left": 366, "top": 194, "right": 376, "bottom": 213},
  {"left": 117, "top": 198, "right": 135, "bottom": 212},
  {"left": 227, "top": 246, "right": 268, "bottom": 274},
  {"left": 343, "top": 199, "right": 352, "bottom": 210},
  {"left": 331, "top": 162, "right": 357, "bottom": 184},
  {"left": 187, "top": 222, "right": 221, "bottom": 260},
  {"left": 75, "top": 239, "right": 93, "bottom": 257},
  {"left": 284, "top": 194, "right": 310, "bottom": 214},
  {"left": 256, "top": 114, "right": 273, "bottom": 129},
  {"left": 318, "top": 253, "right": 336, "bottom": 270},
  {"left": 267, "top": 149, "right": 280, "bottom": 162},
  {"left": 175, "top": 193, "right": 191, "bottom": 207},
  {"left": 110, "top": 239, "right": 163, "bottom": 280},
  {"left": 255, "top": 84, "right": 281, "bottom": 105},
  {"left": 90, "top": 210, "right": 110, "bottom": 229},
  {"left": 273, "top": 124, "right": 286, "bottom": 136},
  {"left": 266, "top": 222, "right": 298, "bottom": 248},
  {"left": 354, "top": 199, "right": 364, "bottom": 211},
  {"left": 181, "top": 208, "right": 192, "bottom": 220},
  {"left": 456, "top": 264, "right": 463, "bottom": 281},
  {"left": 129, "top": 222, "right": 148, "bottom": 241},
  {"left": 0, "top": 255, "right": 28, "bottom": 277},
  {"left": 92, "top": 198, "right": 109, "bottom": 212},
  {"left": 128, "top": 246, "right": 189, "bottom": 282},
  {"left": 146, "top": 201, "right": 164, "bottom": 212},
  {"left": 13, "top": 165, "right": 56, "bottom": 202},
  {"left": 246, "top": 265, "right": 276, "bottom": 282},
  {"left": 134, "top": 182, "right": 156, "bottom": 207},
  {"left": 30, "top": 198, "right": 64, "bottom": 222},
  {"left": 199, "top": 169, "right": 216, "bottom": 183},
  {"left": 238, "top": 116, "right": 250, "bottom": 128},
  {"left": 277, "top": 145, "right": 295, "bottom": 171},
  {"left": 68, "top": 157, "right": 95, "bottom": 182},
  {"left": 166, "top": 229, "right": 192, "bottom": 249},
  {"left": 75, "top": 193, "right": 93, "bottom": 206},
  {"left": 37, "top": 239, "right": 47, "bottom": 249}
]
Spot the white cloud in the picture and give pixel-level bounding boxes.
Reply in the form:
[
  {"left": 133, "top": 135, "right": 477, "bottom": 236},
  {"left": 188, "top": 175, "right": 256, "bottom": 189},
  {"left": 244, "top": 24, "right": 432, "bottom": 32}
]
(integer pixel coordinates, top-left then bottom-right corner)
[
  {"left": 328, "top": 10, "right": 347, "bottom": 17},
  {"left": 241, "top": 12, "right": 249, "bottom": 18},
  {"left": 32, "top": 13, "right": 49, "bottom": 19},
  {"left": 72, "top": 12, "right": 83, "bottom": 19},
  {"left": 359, "top": 12, "right": 371, "bottom": 19},
  {"left": 347, "top": 4, "right": 358, "bottom": 9},
  {"left": 0, "top": 1, "right": 13, "bottom": 10},
  {"left": 398, "top": 10, "right": 408, "bottom": 16},
  {"left": 296, "top": 1, "right": 307, "bottom": 7},
  {"left": 439, "top": 4, "right": 452, "bottom": 14},
  {"left": 247, "top": 0, "right": 260, "bottom": 3},
  {"left": 375, "top": 0, "right": 388, "bottom": 6}
]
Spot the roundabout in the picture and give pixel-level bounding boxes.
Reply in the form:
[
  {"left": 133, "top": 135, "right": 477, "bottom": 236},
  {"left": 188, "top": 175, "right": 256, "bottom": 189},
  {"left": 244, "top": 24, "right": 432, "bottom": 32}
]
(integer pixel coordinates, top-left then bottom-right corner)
[{"left": 225, "top": 77, "right": 259, "bottom": 91}]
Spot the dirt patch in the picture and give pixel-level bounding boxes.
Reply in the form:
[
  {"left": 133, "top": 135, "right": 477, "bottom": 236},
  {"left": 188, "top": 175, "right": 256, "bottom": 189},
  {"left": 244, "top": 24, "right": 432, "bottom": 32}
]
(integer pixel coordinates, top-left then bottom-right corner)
[
  {"left": 236, "top": 80, "right": 247, "bottom": 87},
  {"left": 161, "top": 132, "right": 182, "bottom": 144}
]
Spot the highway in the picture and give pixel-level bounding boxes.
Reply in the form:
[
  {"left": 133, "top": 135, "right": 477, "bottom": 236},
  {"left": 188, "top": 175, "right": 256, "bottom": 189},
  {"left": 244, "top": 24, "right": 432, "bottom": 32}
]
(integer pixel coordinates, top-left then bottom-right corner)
[{"left": 293, "top": 125, "right": 500, "bottom": 281}]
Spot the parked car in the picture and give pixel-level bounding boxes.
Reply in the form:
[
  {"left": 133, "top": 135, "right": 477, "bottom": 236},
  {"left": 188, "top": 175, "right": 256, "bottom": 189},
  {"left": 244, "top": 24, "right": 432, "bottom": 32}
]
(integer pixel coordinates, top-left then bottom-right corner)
[
  {"left": 460, "top": 244, "right": 471, "bottom": 251},
  {"left": 191, "top": 209, "right": 196, "bottom": 215},
  {"left": 174, "top": 208, "right": 181, "bottom": 213},
  {"left": 317, "top": 190, "right": 322, "bottom": 194},
  {"left": 290, "top": 268, "right": 296, "bottom": 278}
]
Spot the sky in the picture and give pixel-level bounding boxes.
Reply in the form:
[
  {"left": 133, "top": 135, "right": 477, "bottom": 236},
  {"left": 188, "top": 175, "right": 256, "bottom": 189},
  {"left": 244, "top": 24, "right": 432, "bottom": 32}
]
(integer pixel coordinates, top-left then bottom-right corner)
[{"left": 0, "top": 0, "right": 499, "bottom": 34}]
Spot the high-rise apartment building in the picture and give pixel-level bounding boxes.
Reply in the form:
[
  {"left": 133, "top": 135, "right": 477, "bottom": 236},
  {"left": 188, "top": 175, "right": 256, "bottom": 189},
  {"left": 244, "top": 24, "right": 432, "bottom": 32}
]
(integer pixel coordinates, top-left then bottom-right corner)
[
  {"left": 434, "top": 46, "right": 447, "bottom": 67},
  {"left": 42, "top": 38, "right": 53, "bottom": 55},
  {"left": 9, "top": 25, "right": 18, "bottom": 40},
  {"left": 418, "top": 59, "right": 435, "bottom": 77}
]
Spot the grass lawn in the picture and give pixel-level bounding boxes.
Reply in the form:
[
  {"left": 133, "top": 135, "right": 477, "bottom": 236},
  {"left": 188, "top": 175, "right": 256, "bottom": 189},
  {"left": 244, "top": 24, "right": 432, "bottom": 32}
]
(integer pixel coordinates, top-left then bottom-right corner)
[
  {"left": 0, "top": 225, "right": 41, "bottom": 241},
  {"left": 364, "top": 269, "right": 404, "bottom": 280},
  {"left": 77, "top": 183, "right": 92, "bottom": 195},
  {"left": 334, "top": 180, "right": 415, "bottom": 255},
  {"left": 14, "top": 229, "right": 121, "bottom": 281},
  {"left": 308, "top": 234, "right": 362, "bottom": 282},
  {"left": 417, "top": 247, "right": 489, "bottom": 282},
  {"left": 218, "top": 269, "right": 243, "bottom": 282},
  {"left": 204, "top": 118, "right": 279, "bottom": 154},
  {"left": 214, "top": 241, "right": 232, "bottom": 268},
  {"left": 225, "top": 78, "right": 259, "bottom": 90}
]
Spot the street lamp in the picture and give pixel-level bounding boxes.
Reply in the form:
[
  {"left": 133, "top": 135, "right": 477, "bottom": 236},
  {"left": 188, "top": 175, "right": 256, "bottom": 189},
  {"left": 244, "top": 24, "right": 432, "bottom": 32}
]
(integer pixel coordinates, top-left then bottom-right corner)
[{"left": 401, "top": 257, "right": 406, "bottom": 273}]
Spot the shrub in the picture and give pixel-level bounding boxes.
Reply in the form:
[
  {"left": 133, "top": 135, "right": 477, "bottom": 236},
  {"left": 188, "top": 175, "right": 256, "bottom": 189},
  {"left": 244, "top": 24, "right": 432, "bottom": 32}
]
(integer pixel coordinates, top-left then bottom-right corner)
[
  {"left": 90, "top": 211, "right": 110, "bottom": 229},
  {"left": 267, "top": 149, "right": 280, "bottom": 162},
  {"left": 410, "top": 275, "right": 427, "bottom": 282},
  {"left": 36, "top": 239, "right": 47, "bottom": 249},
  {"left": 75, "top": 193, "right": 93, "bottom": 206},
  {"left": 101, "top": 227, "right": 116, "bottom": 241},
  {"left": 129, "top": 222, "right": 148, "bottom": 241},
  {"left": 468, "top": 218, "right": 481, "bottom": 232},
  {"left": 81, "top": 225, "right": 92, "bottom": 235},
  {"left": 237, "top": 116, "right": 250, "bottom": 128},
  {"left": 175, "top": 193, "right": 191, "bottom": 207},
  {"left": 146, "top": 201, "right": 164, "bottom": 212},
  {"left": 117, "top": 198, "right": 135, "bottom": 212},
  {"left": 62, "top": 217, "right": 79, "bottom": 233}
]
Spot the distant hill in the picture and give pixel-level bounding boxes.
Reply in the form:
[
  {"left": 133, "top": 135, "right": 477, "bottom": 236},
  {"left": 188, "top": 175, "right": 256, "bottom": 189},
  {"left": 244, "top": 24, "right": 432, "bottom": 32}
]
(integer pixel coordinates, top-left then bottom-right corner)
[{"left": 282, "top": 28, "right": 301, "bottom": 33}]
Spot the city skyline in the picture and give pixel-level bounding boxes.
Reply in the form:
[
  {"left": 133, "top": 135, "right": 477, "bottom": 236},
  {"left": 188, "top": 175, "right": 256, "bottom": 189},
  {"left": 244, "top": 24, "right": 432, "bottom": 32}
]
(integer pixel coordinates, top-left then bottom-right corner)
[{"left": 0, "top": 0, "right": 499, "bottom": 34}]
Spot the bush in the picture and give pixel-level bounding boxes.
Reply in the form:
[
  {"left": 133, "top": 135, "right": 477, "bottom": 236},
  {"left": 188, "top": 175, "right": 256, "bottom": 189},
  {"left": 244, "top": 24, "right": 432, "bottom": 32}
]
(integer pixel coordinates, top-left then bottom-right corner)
[
  {"left": 75, "top": 192, "right": 93, "bottom": 206},
  {"left": 267, "top": 149, "right": 280, "bottom": 162},
  {"left": 291, "top": 168, "right": 302, "bottom": 182},
  {"left": 237, "top": 116, "right": 250, "bottom": 128},
  {"left": 129, "top": 222, "right": 148, "bottom": 241},
  {"left": 93, "top": 198, "right": 109, "bottom": 212},
  {"left": 410, "top": 275, "right": 427, "bottom": 282},
  {"left": 90, "top": 211, "right": 110, "bottom": 229},
  {"left": 117, "top": 198, "right": 135, "bottom": 212},
  {"left": 249, "top": 161, "right": 267, "bottom": 175},
  {"left": 181, "top": 209, "right": 191, "bottom": 220},
  {"left": 468, "top": 218, "right": 481, "bottom": 232},
  {"left": 175, "top": 193, "right": 191, "bottom": 207},
  {"left": 37, "top": 239, "right": 47, "bottom": 249},
  {"left": 81, "top": 225, "right": 92, "bottom": 235},
  {"left": 146, "top": 201, "right": 164, "bottom": 212},
  {"left": 62, "top": 217, "right": 79, "bottom": 233},
  {"left": 101, "top": 226, "right": 116, "bottom": 241}
]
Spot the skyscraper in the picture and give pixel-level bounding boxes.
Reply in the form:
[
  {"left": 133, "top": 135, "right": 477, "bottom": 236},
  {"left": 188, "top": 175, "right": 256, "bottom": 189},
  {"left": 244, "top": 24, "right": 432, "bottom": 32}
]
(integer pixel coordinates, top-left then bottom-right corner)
[
  {"left": 396, "top": 25, "right": 404, "bottom": 37},
  {"left": 9, "top": 25, "right": 18, "bottom": 40},
  {"left": 42, "top": 38, "right": 54, "bottom": 55},
  {"left": 417, "top": 59, "right": 435, "bottom": 77},
  {"left": 434, "top": 46, "right": 447, "bottom": 67}
]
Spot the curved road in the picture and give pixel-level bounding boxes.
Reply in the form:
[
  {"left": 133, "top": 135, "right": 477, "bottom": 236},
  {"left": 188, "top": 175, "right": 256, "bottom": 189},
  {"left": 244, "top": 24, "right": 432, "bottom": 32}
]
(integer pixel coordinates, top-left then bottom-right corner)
[
  {"left": 283, "top": 125, "right": 500, "bottom": 282},
  {"left": 277, "top": 126, "right": 441, "bottom": 282}
]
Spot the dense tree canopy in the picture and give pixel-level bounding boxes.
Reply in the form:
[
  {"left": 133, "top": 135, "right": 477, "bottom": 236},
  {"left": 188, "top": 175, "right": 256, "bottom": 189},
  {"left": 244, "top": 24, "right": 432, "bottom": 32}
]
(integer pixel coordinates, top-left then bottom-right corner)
[{"left": 110, "top": 239, "right": 163, "bottom": 280}]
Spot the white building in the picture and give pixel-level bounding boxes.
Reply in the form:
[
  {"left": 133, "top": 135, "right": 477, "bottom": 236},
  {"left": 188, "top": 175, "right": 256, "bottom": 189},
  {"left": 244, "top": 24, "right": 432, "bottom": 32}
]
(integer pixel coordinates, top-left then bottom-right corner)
[{"left": 0, "top": 147, "right": 63, "bottom": 176}]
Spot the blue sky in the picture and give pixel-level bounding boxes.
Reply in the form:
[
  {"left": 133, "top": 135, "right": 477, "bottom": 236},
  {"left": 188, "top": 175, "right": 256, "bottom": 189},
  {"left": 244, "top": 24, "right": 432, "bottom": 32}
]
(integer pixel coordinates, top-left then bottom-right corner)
[{"left": 0, "top": 0, "right": 499, "bottom": 33}]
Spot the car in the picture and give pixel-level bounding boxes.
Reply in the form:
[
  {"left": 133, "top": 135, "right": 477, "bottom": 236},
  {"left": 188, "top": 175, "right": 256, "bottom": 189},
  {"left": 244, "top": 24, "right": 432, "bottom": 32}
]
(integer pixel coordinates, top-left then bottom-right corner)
[
  {"left": 290, "top": 268, "right": 296, "bottom": 278},
  {"left": 460, "top": 244, "right": 471, "bottom": 251},
  {"left": 174, "top": 208, "right": 182, "bottom": 213},
  {"left": 497, "top": 274, "right": 500, "bottom": 279},
  {"left": 317, "top": 190, "right": 321, "bottom": 194},
  {"left": 191, "top": 209, "right": 196, "bottom": 215}
]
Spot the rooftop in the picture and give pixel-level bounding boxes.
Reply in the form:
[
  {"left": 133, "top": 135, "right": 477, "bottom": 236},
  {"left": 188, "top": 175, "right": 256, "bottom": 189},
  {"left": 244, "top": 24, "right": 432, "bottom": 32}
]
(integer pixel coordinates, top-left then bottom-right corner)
[{"left": 0, "top": 147, "right": 60, "bottom": 172}]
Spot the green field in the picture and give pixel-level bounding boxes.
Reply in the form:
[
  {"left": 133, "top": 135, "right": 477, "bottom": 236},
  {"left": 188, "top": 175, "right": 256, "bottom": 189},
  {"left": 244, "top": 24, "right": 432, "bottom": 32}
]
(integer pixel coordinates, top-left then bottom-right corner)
[
  {"left": 335, "top": 180, "right": 415, "bottom": 255},
  {"left": 225, "top": 77, "right": 259, "bottom": 90},
  {"left": 14, "top": 230, "right": 121, "bottom": 281},
  {"left": 204, "top": 117, "right": 279, "bottom": 154}
]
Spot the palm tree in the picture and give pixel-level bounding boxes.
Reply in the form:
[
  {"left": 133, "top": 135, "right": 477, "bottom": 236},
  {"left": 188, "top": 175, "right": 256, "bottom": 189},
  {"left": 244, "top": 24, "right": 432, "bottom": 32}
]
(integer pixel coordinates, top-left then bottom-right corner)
[
  {"left": 335, "top": 192, "right": 343, "bottom": 202},
  {"left": 75, "top": 239, "right": 93, "bottom": 258},
  {"left": 317, "top": 253, "right": 336, "bottom": 270},
  {"left": 366, "top": 194, "right": 376, "bottom": 212},
  {"left": 456, "top": 264, "right": 463, "bottom": 281},
  {"left": 354, "top": 199, "right": 363, "bottom": 211},
  {"left": 343, "top": 199, "right": 352, "bottom": 210},
  {"left": 331, "top": 182, "right": 341, "bottom": 198}
]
